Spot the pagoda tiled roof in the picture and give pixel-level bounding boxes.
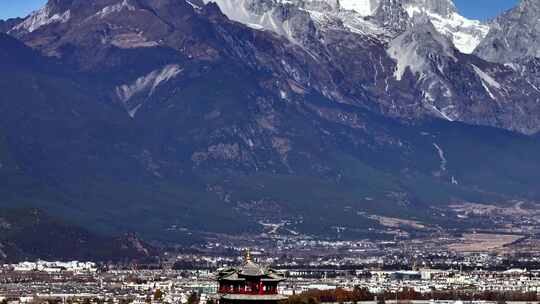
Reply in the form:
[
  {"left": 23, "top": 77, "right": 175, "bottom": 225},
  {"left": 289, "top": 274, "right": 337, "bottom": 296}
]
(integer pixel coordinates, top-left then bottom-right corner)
[
  {"left": 220, "top": 272, "right": 246, "bottom": 281},
  {"left": 239, "top": 260, "right": 266, "bottom": 276},
  {"left": 216, "top": 260, "right": 285, "bottom": 281}
]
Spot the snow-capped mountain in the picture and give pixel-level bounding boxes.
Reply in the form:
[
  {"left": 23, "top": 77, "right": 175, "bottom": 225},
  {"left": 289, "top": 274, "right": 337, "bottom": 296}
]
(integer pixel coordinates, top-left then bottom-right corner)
[
  {"left": 9, "top": 0, "right": 72, "bottom": 34},
  {"left": 5, "top": 0, "right": 540, "bottom": 134},
  {"left": 475, "top": 0, "right": 540, "bottom": 63},
  {"left": 402, "top": 0, "right": 488, "bottom": 54},
  {"left": 2, "top": 0, "right": 540, "bottom": 242},
  {"left": 201, "top": 0, "right": 488, "bottom": 53},
  {"left": 382, "top": 0, "right": 488, "bottom": 54}
]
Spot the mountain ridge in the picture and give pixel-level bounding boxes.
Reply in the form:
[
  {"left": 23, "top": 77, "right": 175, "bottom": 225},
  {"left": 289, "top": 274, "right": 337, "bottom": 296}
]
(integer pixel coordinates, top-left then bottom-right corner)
[
  {"left": 474, "top": 0, "right": 540, "bottom": 63},
  {"left": 0, "top": 208, "right": 155, "bottom": 262},
  {"left": 0, "top": 0, "right": 540, "bottom": 249}
]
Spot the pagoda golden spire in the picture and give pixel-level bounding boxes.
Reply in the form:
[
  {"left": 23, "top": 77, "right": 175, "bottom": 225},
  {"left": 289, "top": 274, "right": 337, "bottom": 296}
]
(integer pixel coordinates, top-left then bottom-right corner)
[{"left": 244, "top": 249, "right": 252, "bottom": 262}]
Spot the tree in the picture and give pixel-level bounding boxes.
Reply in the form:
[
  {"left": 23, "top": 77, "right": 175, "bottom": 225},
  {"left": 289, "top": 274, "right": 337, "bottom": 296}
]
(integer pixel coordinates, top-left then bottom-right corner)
[
  {"left": 187, "top": 293, "right": 199, "bottom": 304},
  {"left": 154, "top": 289, "right": 163, "bottom": 301}
]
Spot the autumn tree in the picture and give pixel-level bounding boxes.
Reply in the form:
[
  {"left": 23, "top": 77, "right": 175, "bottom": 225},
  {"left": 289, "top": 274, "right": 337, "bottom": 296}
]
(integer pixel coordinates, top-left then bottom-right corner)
[{"left": 154, "top": 289, "right": 163, "bottom": 301}]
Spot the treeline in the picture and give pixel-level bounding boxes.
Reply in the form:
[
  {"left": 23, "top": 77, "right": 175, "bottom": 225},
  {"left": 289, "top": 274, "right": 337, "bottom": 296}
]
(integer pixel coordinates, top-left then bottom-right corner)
[
  {"left": 382, "top": 288, "right": 539, "bottom": 302},
  {"left": 283, "top": 287, "right": 374, "bottom": 304},
  {"left": 281, "top": 287, "right": 540, "bottom": 304}
]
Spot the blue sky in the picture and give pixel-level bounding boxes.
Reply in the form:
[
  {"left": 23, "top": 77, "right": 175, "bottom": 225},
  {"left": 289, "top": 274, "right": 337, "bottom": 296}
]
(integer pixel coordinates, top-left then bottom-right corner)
[
  {"left": 454, "top": 0, "right": 518, "bottom": 20},
  {"left": 0, "top": 0, "right": 520, "bottom": 21}
]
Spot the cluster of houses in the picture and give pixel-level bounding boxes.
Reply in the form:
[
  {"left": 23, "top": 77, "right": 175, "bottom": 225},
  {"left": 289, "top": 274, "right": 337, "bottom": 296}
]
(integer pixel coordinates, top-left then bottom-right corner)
[{"left": 2, "top": 261, "right": 98, "bottom": 273}]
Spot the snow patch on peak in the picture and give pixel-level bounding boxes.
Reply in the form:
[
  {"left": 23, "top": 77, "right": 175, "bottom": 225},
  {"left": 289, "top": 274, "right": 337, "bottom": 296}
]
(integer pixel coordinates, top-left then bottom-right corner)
[
  {"left": 116, "top": 64, "right": 183, "bottom": 117},
  {"left": 339, "top": 0, "right": 378, "bottom": 16},
  {"left": 13, "top": 5, "right": 71, "bottom": 33},
  {"left": 404, "top": 0, "right": 456, "bottom": 17},
  {"left": 96, "top": 0, "right": 137, "bottom": 18},
  {"left": 471, "top": 64, "right": 501, "bottom": 100},
  {"left": 388, "top": 33, "right": 425, "bottom": 81},
  {"left": 117, "top": 64, "right": 183, "bottom": 102},
  {"left": 202, "top": 0, "right": 284, "bottom": 33},
  {"left": 387, "top": 21, "right": 456, "bottom": 81},
  {"left": 202, "top": 0, "right": 487, "bottom": 55},
  {"left": 202, "top": 0, "right": 320, "bottom": 44},
  {"left": 405, "top": 5, "right": 488, "bottom": 54},
  {"left": 471, "top": 65, "right": 501, "bottom": 90}
]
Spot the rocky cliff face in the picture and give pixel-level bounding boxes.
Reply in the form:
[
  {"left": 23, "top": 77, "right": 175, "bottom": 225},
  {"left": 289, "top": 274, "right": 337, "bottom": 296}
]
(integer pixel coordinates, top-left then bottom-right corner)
[
  {"left": 402, "top": 0, "right": 488, "bottom": 54},
  {"left": 474, "top": 0, "right": 540, "bottom": 63},
  {"left": 373, "top": 0, "right": 410, "bottom": 34},
  {"left": 171, "top": 0, "right": 540, "bottom": 134}
]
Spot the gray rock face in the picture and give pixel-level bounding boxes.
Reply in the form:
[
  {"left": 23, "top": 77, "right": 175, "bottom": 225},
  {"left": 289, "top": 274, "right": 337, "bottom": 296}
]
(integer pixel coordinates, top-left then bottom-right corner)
[
  {"left": 373, "top": 0, "right": 410, "bottom": 34},
  {"left": 475, "top": 0, "right": 540, "bottom": 63},
  {"left": 179, "top": 0, "right": 540, "bottom": 134},
  {"left": 6, "top": 0, "right": 540, "bottom": 135},
  {"left": 400, "top": 0, "right": 488, "bottom": 54},
  {"left": 198, "top": 0, "right": 321, "bottom": 45}
]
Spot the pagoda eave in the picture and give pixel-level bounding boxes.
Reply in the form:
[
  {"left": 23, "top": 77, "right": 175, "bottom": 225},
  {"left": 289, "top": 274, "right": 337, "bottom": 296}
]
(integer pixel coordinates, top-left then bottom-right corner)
[{"left": 221, "top": 294, "right": 288, "bottom": 301}]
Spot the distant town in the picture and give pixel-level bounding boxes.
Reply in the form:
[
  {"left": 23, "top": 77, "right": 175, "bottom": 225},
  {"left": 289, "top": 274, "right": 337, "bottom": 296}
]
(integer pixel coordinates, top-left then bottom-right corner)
[
  {"left": 3, "top": 234, "right": 540, "bottom": 304},
  {"left": 4, "top": 200, "right": 540, "bottom": 304}
]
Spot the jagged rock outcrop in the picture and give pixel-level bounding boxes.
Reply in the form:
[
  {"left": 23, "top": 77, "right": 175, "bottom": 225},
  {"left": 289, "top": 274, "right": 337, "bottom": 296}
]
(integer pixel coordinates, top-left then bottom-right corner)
[
  {"left": 474, "top": 0, "right": 540, "bottom": 63},
  {"left": 372, "top": 0, "right": 410, "bottom": 34},
  {"left": 401, "top": 0, "right": 488, "bottom": 54}
]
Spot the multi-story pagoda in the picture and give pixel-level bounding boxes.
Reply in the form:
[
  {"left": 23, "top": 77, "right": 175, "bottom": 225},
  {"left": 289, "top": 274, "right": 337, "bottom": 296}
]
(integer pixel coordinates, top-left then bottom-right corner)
[{"left": 216, "top": 251, "right": 288, "bottom": 304}]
